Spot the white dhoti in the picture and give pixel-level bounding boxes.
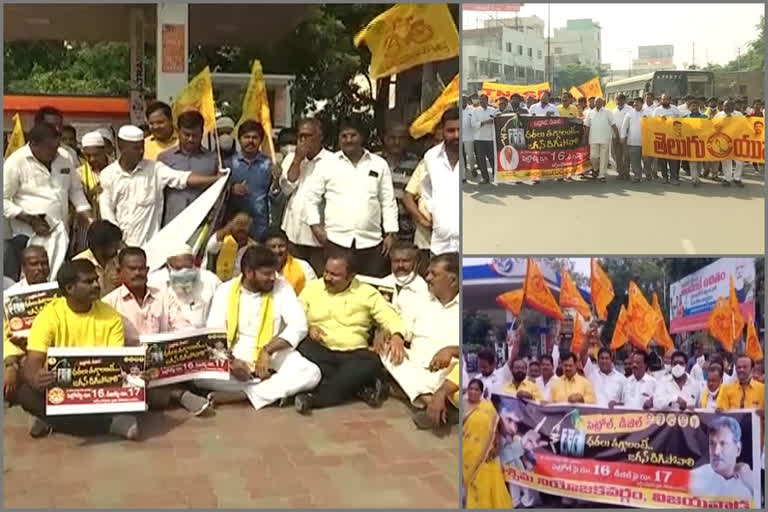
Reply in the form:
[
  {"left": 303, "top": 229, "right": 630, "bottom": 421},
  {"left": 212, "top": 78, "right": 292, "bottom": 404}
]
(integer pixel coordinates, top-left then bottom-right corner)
[
  {"left": 195, "top": 350, "right": 320, "bottom": 410},
  {"left": 382, "top": 349, "right": 456, "bottom": 407},
  {"left": 28, "top": 219, "right": 68, "bottom": 278}
]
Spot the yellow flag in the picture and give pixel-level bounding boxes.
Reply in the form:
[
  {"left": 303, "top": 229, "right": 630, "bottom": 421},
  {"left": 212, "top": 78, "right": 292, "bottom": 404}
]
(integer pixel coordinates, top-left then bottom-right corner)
[
  {"left": 410, "top": 74, "right": 458, "bottom": 139},
  {"left": 5, "top": 113, "right": 25, "bottom": 158},
  {"left": 354, "top": 4, "right": 459, "bottom": 81},
  {"left": 172, "top": 66, "right": 216, "bottom": 134},
  {"left": 578, "top": 77, "right": 603, "bottom": 99},
  {"left": 569, "top": 86, "right": 584, "bottom": 100},
  {"left": 606, "top": 100, "right": 617, "bottom": 111},
  {"left": 237, "top": 59, "right": 276, "bottom": 162}
]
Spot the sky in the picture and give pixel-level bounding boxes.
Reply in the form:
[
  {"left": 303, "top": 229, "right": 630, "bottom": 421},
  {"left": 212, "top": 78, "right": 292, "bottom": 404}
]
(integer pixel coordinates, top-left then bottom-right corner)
[{"left": 462, "top": 3, "right": 763, "bottom": 70}]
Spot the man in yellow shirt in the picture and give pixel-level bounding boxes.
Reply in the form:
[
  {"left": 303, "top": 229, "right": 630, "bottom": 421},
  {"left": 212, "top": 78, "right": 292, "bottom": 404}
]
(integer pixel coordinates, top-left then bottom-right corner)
[
  {"left": 716, "top": 356, "right": 765, "bottom": 442},
  {"left": 295, "top": 249, "right": 406, "bottom": 414},
  {"left": 549, "top": 351, "right": 596, "bottom": 404},
  {"left": 503, "top": 358, "right": 542, "bottom": 401},
  {"left": 558, "top": 92, "right": 579, "bottom": 118},
  {"left": 143, "top": 101, "right": 178, "bottom": 161},
  {"left": 16, "top": 260, "right": 135, "bottom": 439}
]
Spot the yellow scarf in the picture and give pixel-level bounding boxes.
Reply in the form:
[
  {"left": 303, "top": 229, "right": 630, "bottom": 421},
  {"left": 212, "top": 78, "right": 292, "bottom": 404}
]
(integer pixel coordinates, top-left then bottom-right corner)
[
  {"left": 78, "top": 161, "right": 105, "bottom": 216},
  {"left": 216, "top": 235, "right": 256, "bottom": 282},
  {"left": 226, "top": 276, "right": 274, "bottom": 367},
  {"left": 282, "top": 254, "right": 306, "bottom": 294}
]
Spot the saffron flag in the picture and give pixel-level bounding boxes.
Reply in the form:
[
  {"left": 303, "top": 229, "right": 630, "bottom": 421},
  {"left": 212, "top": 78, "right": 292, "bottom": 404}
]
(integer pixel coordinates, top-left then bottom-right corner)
[
  {"left": 410, "top": 73, "right": 458, "bottom": 139},
  {"left": 559, "top": 267, "right": 591, "bottom": 320},
  {"left": 729, "top": 275, "right": 746, "bottom": 340},
  {"left": 610, "top": 305, "right": 629, "bottom": 350},
  {"left": 570, "top": 313, "right": 585, "bottom": 355},
  {"left": 237, "top": 59, "right": 276, "bottom": 162},
  {"left": 569, "top": 86, "right": 584, "bottom": 100},
  {"left": 590, "top": 258, "right": 614, "bottom": 321},
  {"left": 651, "top": 292, "right": 675, "bottom": 353},
  {"left": 626, "top": 281, "right": 661, "bottom": 351},
  {"left": 172, "top": 66, "right": 217, "bottom": 134},
  {"left": 745, "top": 318, "right": 763, "bottom": 362},
  {"left": 523, "top": 259, "right": 564, "bottom": 320},
  {"left": 5, "top": 113, "right": 25, "bottom": 158},
  {"left": 481, "top": 81, "right": 551, "bottom": 102},
  {"left": 354, "top": 3, "right": 459, "bottom": 81},
  {"left": 496, "top": 289, "right": 524, "bottom": 316},
  {"left": 578, "top": 77, "right": 603, "bottom": 99},
  {"left": 708, "top": 297, "right": 736, "bottom": 352}
]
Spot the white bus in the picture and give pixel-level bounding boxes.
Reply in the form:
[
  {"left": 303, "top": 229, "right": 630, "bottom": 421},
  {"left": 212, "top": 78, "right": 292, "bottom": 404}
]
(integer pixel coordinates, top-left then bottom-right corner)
[{"left": 604, "top": 70, "right": 715, "bottom": 103}]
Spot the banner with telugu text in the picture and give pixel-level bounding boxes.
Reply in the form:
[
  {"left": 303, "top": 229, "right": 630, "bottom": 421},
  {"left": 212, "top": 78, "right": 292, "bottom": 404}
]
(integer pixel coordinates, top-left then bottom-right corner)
[
  {"left": 491, "top": 394, "right": 761, "bottom": 509},
  {"left": 493, "top": 113, "right": 592, "bottom": 182},
  {"left": 141, "top": 328, "right": 230, "bottom": 388},
  {"left": 481, "top": 81, "right": 550, "bottom": 102},
  {"left": 641, "top": 116, "right": 765, "bottom": 163}
]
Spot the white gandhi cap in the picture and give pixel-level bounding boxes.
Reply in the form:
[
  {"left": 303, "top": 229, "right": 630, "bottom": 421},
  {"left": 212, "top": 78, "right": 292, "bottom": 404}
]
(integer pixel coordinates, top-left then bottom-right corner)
[
  {"left": 168, "top": 243, "right": 195, "bottom": 257},
  {"left": 118, "top": 125, "right": 145, "bottom": 142},
  {"left": 81, "top": 131, "right": 105, "bottom": 148}
]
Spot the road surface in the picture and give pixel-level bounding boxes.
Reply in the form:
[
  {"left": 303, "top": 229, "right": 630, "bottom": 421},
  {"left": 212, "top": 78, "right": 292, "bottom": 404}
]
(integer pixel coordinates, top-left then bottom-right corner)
[{"left": 463, "top": 166, "right": 764, "bottom": 255}]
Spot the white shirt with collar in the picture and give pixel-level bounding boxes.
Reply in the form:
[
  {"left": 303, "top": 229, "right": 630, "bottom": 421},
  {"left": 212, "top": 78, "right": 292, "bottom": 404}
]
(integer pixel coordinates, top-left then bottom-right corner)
[
  {"left": 462, "top": 107, "right": 475, "bottom": 141},
  {"left": 620, "top": 372, "right": 657, "bottom": 409},
  {"left": 528, "top": 102, "right": 560, "bottom": 117},
  {"left": 279, "top": 148, "right": 333, "bottom": 247},
  {"left": 621, "top": 108, "right": 651, "bottom": 146},
  {"left": 304, "top": 150, "right": 398, "bottom": 250},
  {"left": 421, "top": 142, "right": 459, "bottom": 255},
  {"left": 3, "top": 144, "right": 91, "bottom": 238},
  {"left": 478, "top": 365, "right": 511, "bottom": 399},
  {"left": 98, "top": 159, "right": 191, "bottom": 246},
  {"left": 689, "top": 463, "right": 753, "bottom": 500},
  {"left": 653, "top": 105, "right": 680, "bottom": 118},
  {"left": 585, "top": 107, "right": 617, "bottom": 145},
  {"left": 714, "top": 110, "right": 744, "bottom": 119},
  {"left": 206, "top": 277, "right": 308, "bottom": 363},
  {"left": 535, "top": 374, "right": 559, "bottom": 401},
  {"left": 584, "top": 358, "right": 626, "bottom": 407},
  {"left": 148, "top": 267, "right": 222, "bottom": 330},
  {"left": 384, "top": 273, "right": 429, "bottom": 339},
  {"left": 652, "top": 373, "right": 700, "bottom": 410},
  {"left": 408, "top": 291, "right": 458, "bottom": 368},
  {"left": 470, "top": 105, "right": 498, "bottom": 141},
  {"left": 613, "top": 104, "right": 633, "bottom": 132}
]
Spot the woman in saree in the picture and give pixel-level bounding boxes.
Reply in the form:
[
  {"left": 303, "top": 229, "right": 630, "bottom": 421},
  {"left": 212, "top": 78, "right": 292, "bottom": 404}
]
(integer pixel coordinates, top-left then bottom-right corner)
[{"left": 463, "top": 378, "right": 514, "bottom": 508}]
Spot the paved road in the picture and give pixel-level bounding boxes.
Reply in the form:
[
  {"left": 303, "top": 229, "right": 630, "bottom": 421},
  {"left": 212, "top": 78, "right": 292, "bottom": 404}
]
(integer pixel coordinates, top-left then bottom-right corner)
[{"left": 463, "top": 166, "right": 765, "bottom": 255}]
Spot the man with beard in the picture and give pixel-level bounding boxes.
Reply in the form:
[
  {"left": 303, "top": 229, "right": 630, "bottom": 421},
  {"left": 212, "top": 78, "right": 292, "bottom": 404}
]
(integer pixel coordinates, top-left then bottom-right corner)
[
  {"left": 263, "top": 228, "right": 316, "bottom": 295},
  {"left": 421, "top": 108, "right": 460, "bottom": 255},
  {"left": 200, "top": 246, "right": 320, "bottom": 410},
  {"left": 147, "top": 243, "right": 222, "bottom": 330},
  {"left": 614, "top": 351, "right": 656, "bottom": 409},
  {"left": 384, "top": 242, "right": 429, "bottom": 321}
]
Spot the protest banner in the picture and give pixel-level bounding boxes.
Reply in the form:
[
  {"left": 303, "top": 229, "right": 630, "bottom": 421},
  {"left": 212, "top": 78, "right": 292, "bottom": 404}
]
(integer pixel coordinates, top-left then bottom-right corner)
[
  {"left": 493, "top": 113, "right": 592, "bottom": 182},
  {"left": 140, "top": 328, "right": 230, "bottom": 388},
  {"left": 491, "top": 394, "right": 761, "bottom": 509},
  {"left": 669, "top": 258, "right": 755, "bottom": 333},
  {"left": 3, "top": 282, "right": 60, "bottom": 337},
  {"left": 45, "top": 347, "right": 147, "bottom": 415},
  {"left": 356, "top": 275, "right": 396, "bottom": 303},
  {"left": 481, "top": 81, "right": 550, "bottom": 102},
  {"left": 641, "top": 116, "right": 765, "bottom": 163}
]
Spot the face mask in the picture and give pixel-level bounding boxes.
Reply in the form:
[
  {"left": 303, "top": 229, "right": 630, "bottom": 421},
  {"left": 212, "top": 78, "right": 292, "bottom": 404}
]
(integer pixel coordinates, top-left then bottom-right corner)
[
  {"left": 671, "top": 365, "right": 685, "bottom": 378},
  {"left": 280, "top": 144, "right": 296, "bottom": 157},
  {"left": 513, "top": 371, "right": 527, "bottom": 382},
  {"left": 393, "top": 271, "right": 416, "bottom": 287},
  {"left": 169, "top": 267, "right": 199, "bottom": 293},
  {"left": 471, "top": 100, "right": 479, "bottom": 106},
  {"left": 219, "top": 134, "right": 234, "bottom": 151}
]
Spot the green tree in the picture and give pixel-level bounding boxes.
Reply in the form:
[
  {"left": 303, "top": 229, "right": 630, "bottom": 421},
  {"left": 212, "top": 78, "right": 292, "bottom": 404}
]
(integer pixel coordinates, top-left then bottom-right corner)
[{"left": 553, "top": 63, "right": 600, "bottom": 94}]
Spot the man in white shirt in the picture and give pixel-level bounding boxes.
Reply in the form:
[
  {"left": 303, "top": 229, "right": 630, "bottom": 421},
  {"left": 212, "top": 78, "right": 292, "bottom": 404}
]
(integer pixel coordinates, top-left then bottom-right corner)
[
  {"left": 689, "top": 417, "right": 754, "bottom": 500},
  {"left": 280, "top": 118, "right": 333, "bottom": 275},
  {"left": 698, "top": 362, "right": 723, "bottom": 411},
  {"left": 714, "top": 100, "right": 745, "bottom": 188},
  {"left": 383, "top": 253, "right": 459, "bottom": 410},
  {"left": 615, "top": 352, "right": 656, "bottom": 409},
  {"left": 147, "top": 243, "right": 222, "bottom": 330},
  {"left": 652, "top": 350, "right": 700, "bottom": 410},
  {"left": 98, "top": 125, "right": 222, "bottom": 246},
  {"left": 584, "top": 98, "right": 619, "bottom": 182},
  {"left": 6, "top": 245, "right": 51, "bottom": 293},
  {"left": 528, "top": 91, "right": 560, "bottom": 117},
  {"left": 421, "top": 108, "right": 460, "bottom": 255},
  {"left": 4, "top": 123, "right": 93, "bottom": 277},
  {"left": 653, "top": 94, "right": 682, "bottom": 185},
  {"left": 304, "top": 121, "right": 398, "bottom": 278},
  {"left": 621, "top": 97, "right": 651, "bottom": 183},
  {"left": 475, "top": 349, "right": 507, "bottom": 399},
  {"left": 461, "top": 96, "right": 477, "bottom": 181},
  {"left": 198, "top": 246, "right": 321, "bottom": 410},
  {"left": 583, "top": 348, "right": 626, "bottom": 407},
  {"left": 470, "top": 95, "right": 497, "bottom": 184},
  {"left": 612, "top": 94, "right": 633, "bottom": 180},
  {"left": 535, "top": 354, "right": 559, "bottom": 401},
  {"left": 641, "top": 93, "right": 660, "bottom": 179},
  {"left": 385, "top": 242, "right": 429, "bottom": 325}
]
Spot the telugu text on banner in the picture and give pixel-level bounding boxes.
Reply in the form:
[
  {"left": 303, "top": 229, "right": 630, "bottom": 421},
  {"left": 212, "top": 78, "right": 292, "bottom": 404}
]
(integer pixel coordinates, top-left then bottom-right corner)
[
  {"left": 141, "top": 328, "right": 230, "bottom": 388},
  {"left": 491, "top": 394, "right": 761, "bottom": 509},
  {"left": 492, "top": 113, "right": 592, "bottom": 182},
  {"left": 4, "top": 282, "right": 60, "bottom": 337},
  {"left": 641, "top": 116, "right": 765, "bottom": 163}
]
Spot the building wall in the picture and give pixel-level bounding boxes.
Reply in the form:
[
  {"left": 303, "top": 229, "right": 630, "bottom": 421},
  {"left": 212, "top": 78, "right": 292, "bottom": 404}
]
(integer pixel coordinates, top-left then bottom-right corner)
[
  {"left": 714, "top": 71, "right": 764, "bottom": 103},
  {"left": 550, "top": 19, "right": 602, "bottom": 70}
]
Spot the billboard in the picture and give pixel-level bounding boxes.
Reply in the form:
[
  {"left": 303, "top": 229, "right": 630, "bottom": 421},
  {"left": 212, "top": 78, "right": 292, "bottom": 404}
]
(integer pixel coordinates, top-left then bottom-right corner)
[
  {"left": 638, "top": 45, "right": 674, "bottom": 60},
  {"left": 669, "top": 258, "right": 756, "bottom": 333},
  {"left": 463, "top": 4, "right": 522, "bottom": 12}
]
